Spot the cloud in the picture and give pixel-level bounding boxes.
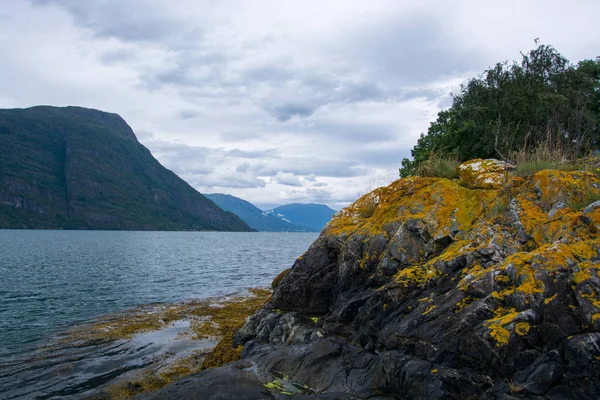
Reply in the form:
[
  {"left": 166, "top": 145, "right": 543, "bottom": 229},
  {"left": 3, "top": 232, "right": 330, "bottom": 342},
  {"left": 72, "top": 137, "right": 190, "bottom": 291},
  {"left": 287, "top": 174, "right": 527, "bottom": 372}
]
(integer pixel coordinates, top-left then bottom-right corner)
[
  {"left": 225, "top": 148, "right": 279, "bottom": 159},
  {"left": 177, "top": 109, "right": 200, "bottom": 119},
  {"left": 5, "top": 0, "right": 600, "bottom": 209},
  {"left": 272, "top": 171, "right": 302, "bottom": 187},
  {"left": 28, "top": 0, "right": 186, "bottom": 42}
]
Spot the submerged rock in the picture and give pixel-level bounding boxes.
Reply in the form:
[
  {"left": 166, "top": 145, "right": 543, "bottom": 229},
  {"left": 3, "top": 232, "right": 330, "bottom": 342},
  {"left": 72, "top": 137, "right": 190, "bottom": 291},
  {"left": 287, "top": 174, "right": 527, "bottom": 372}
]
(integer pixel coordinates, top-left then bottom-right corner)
[{"left": 141, "top": 161, "right": 600, "bottom": 399}]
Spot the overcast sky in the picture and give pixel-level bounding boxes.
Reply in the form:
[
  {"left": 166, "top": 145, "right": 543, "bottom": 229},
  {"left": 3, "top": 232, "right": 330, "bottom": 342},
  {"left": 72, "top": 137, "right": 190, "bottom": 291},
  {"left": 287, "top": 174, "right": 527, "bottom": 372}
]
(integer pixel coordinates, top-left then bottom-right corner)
[{"left": 1, "top": 0, "right": 599, "bottom": 209}]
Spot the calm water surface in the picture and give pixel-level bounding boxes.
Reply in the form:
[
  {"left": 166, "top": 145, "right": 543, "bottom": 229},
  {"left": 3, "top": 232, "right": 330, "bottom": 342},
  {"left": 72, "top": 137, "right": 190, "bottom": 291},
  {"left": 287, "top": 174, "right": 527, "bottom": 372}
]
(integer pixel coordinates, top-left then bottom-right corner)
[{"left": 0, "top": 230, "right": 318, "bottom": 360}]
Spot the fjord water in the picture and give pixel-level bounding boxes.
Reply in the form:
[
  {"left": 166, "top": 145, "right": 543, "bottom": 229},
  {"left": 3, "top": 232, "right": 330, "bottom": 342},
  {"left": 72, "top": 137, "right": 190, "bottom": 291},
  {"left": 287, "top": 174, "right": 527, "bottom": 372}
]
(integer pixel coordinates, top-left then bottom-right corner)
[{"left": 0, "top": 230, "right": 318, "bottom": 361}]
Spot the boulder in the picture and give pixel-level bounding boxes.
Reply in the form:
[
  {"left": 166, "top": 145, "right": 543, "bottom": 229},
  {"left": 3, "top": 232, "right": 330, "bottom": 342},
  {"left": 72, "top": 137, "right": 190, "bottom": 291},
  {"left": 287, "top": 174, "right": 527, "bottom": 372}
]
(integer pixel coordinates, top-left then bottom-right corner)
[{"left": 458, "top": 158, "right": 513, "bottom": 189}]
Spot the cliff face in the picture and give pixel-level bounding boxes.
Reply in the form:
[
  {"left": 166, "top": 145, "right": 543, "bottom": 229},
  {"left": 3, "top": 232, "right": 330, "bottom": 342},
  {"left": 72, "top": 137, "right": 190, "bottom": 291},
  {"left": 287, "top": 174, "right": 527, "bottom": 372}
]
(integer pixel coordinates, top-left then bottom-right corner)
[
  {"left": 144, "top": 159, "right": 600, "bottom": 399},
  {"left": 0, "top": 106, "right": 251, "bottom": 231}
]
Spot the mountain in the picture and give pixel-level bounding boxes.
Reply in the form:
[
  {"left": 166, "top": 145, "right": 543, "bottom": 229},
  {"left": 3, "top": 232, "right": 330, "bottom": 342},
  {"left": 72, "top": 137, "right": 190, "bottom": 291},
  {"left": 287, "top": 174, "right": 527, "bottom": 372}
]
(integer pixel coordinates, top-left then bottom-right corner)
[
  {"left": 266, "top": 203, "right": 336, "bottom": 232},
  {"left": 0, "top": 106, "right": 251, "bottom": 231},
  {"left": 205, "top": 194, "right": 307, "bottom": 232}
]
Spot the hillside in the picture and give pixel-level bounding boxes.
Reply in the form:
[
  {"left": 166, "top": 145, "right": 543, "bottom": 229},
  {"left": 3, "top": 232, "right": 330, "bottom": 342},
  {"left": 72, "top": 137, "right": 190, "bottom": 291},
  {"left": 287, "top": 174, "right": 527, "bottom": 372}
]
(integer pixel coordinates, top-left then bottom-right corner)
[
  {"left": 143, "top": 159, "right": 600, "bottom": 399},
  {"left": 0, "top": 106, "right": 251, "bottom": 231},
  {"left": 266, "top": 203, "right": 336, "bottom": 232},
  {"left": 205, "top": 194, "right": 308, "bottom": 232}
]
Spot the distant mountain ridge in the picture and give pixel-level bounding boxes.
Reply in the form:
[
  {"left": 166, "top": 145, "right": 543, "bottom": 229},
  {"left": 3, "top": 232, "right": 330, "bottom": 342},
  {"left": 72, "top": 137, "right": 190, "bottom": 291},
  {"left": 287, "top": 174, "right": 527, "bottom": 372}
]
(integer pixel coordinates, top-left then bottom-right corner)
[
  {"left": 266, "top": 203, "right": 336, "bottom": 232},
  {"left": 207, "top": 193, "right": 336, "bottom": 232},
  {"left": 206, "top": 194, "right": 307, "bottom": 232},
  {"left": 0, "top": 106, "right": 252, "bottom": 231}
]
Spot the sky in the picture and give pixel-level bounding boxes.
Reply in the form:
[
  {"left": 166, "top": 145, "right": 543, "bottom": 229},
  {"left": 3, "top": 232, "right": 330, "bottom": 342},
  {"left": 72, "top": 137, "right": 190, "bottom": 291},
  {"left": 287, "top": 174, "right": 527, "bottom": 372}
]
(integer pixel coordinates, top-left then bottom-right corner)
[{"left": 1, "top": 1, "right": 599, "bottom": 209}]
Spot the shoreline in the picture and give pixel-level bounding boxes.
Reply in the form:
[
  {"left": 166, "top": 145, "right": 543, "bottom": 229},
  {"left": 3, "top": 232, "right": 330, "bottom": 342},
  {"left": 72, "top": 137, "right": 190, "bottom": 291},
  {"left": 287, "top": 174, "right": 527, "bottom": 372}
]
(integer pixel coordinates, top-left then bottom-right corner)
[{"left": 0, "top": 288, "right": 271, "bottom": 400}]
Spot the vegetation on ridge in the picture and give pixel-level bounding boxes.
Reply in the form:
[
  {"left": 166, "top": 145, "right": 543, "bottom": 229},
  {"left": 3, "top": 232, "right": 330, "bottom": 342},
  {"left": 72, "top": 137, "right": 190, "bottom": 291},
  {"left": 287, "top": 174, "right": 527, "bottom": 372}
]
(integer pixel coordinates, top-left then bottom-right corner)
[
  {"left": 0, "top": 106, "right": 251, "bottom": 231},
  {"left": 400, "top": 42, "right": 600, "bottom": 177}
]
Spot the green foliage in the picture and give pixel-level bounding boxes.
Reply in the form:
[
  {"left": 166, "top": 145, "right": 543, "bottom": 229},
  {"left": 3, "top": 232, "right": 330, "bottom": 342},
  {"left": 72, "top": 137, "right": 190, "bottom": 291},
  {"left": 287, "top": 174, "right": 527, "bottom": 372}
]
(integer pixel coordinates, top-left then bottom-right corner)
[{"left": 400, "top": 42, "right": 600, "bottom": 177}]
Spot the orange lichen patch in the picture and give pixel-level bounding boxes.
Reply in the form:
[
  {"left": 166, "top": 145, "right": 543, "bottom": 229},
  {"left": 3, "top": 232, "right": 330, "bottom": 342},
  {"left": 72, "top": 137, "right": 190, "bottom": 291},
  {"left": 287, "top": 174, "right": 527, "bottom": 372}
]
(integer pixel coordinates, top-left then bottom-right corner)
[
  {"left": 422, "top": 305, "right": 437, "bottom": 315},
  {"left": 488, "top": 324, "right": 511, "bottom": 347},
  {"left": 506, "top": 170, "right": 600, "bottom": 245},
  {"left": 515, "top": 322, "right": 531, "bottom": 336},
  {"left": 485, "top": 307, "right": 520, "bottom": 346},
  {"left": 490, "top": 240, "right": 600, "bottom": 302},
  {"left": 581, "top": 292, "right": 600, "bottom": 312},
  {"left": 326, "top": 177, "right": 490, "bottom": 240},
  {"left": 511, "top": 196, "right": 574, "bottom": 246},
  {"left": 532, "top": 170, "right": 600, "bottom": 208},
  {"left": 573, "top": 262, "right": 595, "bottom": 284},
  {"left": 544, "top": 294, "right": 558, "bottom": 305},
  {"left": 584, "top": 206, "right": 600, "bottom": 230},
  {"left": 592, "top": 314, "right": 600, "bottom": 323},
  {"left": 395, "top": 263, "right": 442, "bottom": 287},
  {"left": 458, "top": 158, "right": 513, "bottom": 189},
  {"left": 457, "top": 262, "right": 490, "bottom": 290},
  {"left": 454, "top": 295, "right": 474, "bottom": 313}
]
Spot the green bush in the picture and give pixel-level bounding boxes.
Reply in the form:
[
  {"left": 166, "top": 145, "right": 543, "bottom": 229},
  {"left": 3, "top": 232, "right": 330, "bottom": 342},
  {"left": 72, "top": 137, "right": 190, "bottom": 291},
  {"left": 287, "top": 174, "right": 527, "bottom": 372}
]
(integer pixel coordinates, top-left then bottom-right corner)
[{"left": 400, "top": 41, "right": 600, "bottom": 177}]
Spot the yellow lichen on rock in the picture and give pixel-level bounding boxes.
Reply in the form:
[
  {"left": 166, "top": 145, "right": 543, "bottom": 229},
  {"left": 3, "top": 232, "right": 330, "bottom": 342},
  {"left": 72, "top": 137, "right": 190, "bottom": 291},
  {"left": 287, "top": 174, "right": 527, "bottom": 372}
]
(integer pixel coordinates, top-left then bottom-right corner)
[
  {"left": 458, "top": 158, "right": 513, "bottom": 189},
  {"left": 326, "top": 177, "right": 489, "bottom": 240},
  {"left": 532, "top": 170, "right": 600, "bottom": 210},
  {"left": 515, "top": 322, "right": 531, "bottom": 336},
  {"left": 485, "top": 307, "right": 520, "bottom": 346},
  {"left": 321, "top": 159, "right": 600, "bottom": 351}
]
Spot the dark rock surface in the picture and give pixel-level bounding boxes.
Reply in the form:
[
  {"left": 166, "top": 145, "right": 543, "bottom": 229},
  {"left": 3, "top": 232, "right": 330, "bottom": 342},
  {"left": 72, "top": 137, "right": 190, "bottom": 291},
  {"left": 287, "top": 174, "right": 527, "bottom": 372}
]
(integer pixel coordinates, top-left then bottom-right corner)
[{"left": 141, "top": 164, "right": 600, "bottom": 399}]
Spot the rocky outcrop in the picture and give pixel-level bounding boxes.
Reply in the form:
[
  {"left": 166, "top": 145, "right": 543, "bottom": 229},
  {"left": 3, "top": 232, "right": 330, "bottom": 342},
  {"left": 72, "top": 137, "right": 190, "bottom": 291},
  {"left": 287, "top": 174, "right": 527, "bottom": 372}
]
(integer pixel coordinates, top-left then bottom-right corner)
[{"left": 141, "top": 160, "right": 600, "bottom": 399}]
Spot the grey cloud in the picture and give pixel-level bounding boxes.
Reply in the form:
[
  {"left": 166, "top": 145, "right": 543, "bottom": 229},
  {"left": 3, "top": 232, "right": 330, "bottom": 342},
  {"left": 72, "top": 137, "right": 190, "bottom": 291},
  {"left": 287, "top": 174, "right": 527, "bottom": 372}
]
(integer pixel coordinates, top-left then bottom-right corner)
[
  {"left": 304, "top": 121, "right": 397, "bottom": 143},
  {"left": 305, "top": 188, "right": 335, "bottom": 203},
  {"left": 347, "top": 147, "right": 412, "bottom": 168},
  {"left": 225, "top": 148, "right": 279, "bottom": 159},
  {"left": 142, "top": 140, "right": 215, "bottom": 176},
  {"left": 256, "top": 158, "right": 366, "bottom": 178},
  {"left": 312, "top": 182, "right": 328, "bottom": 187},
  {"left": 272, "top": 171, "right": 302, "bottom": 187},
  {"left": 177, "top": 109, "right": 200, "bottom": 119},
  {"left": 28, "top": 0, "right": 184, "bottom": 42},
  {"left": 267, "top": 102, "right": 317, "bottom": 121},
  {"left": 99, "top": 48, "right": 134, "bottom": 65},
  {"left": 344, "top": 12, "right": 485, "bottom": 85},
  {"left": 223, "top": 157, "right": 365, "bottom": 180},
  {"left": 219, "top": 131, "right": 265, "bottom": 142},
  {"left": 191, "top": 172, "right": 266, "bottom": 189},
  {"left": 235, "top": 162, "right": 252, "bottom": 173}
]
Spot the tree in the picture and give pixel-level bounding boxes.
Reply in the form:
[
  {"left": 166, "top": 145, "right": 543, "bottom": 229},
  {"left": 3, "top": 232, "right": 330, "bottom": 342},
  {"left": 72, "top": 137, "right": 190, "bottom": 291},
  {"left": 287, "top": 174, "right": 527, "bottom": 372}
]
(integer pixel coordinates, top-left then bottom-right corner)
[{"left": 400, "top": 42, "right": 600, "bottom": 177}]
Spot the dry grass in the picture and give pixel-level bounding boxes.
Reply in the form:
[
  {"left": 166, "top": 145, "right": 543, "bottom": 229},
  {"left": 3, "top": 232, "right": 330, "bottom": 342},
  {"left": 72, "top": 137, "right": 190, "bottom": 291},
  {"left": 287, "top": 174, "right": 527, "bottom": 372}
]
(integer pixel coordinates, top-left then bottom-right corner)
[
  {"left": 356, "top": 194, "right": 378, "bottom": 218},
  {"left": 415, "top": 152, "right": 460, "bottom": 179},
  {"left": 510, "top": 142, "right": 580, "bottom": 176}
]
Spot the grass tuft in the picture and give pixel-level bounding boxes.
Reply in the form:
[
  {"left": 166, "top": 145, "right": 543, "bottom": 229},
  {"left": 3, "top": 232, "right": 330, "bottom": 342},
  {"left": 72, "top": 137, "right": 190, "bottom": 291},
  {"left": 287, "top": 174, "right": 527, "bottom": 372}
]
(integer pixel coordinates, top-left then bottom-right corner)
[
  {"left": 510, "top": 142, "right": 580, "bottom": 176},
  {"left": 415, "top": 152, "right": 460, "bottom": 179}
]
